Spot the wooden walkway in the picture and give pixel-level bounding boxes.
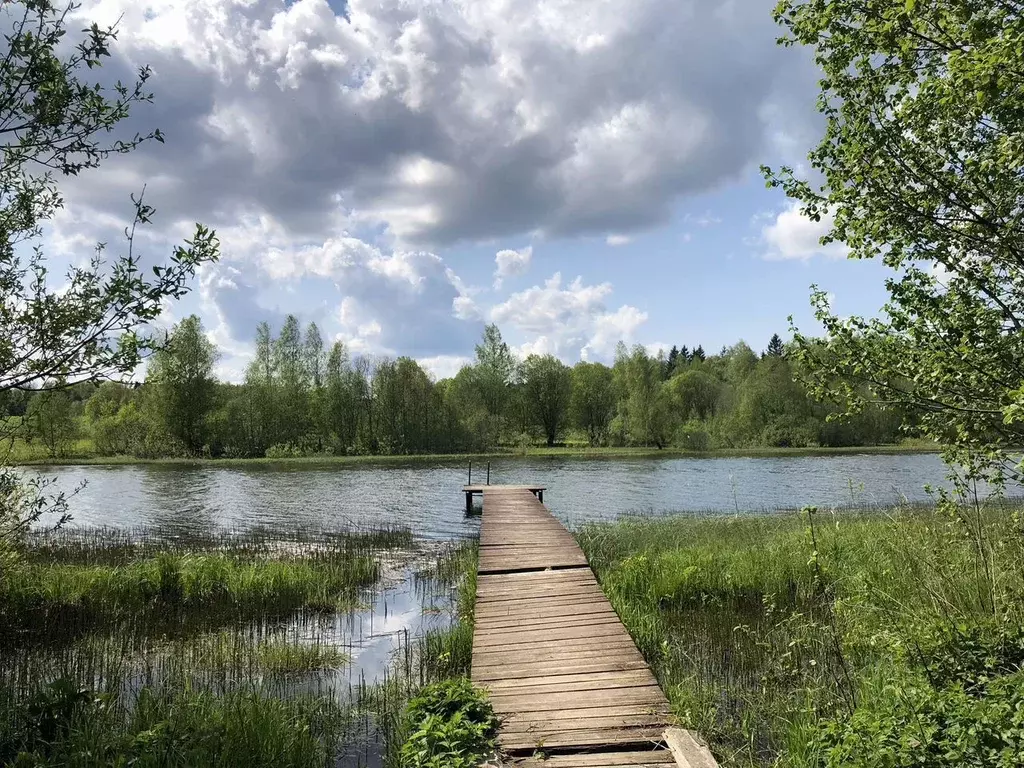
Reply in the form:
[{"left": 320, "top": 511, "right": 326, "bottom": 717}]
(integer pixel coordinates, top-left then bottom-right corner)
[{"left": 471, "top": 486, "right": 691, "bottom": 767}]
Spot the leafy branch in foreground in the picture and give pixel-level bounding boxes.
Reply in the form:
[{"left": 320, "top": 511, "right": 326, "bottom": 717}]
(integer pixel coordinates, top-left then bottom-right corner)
[
  {"left": 0, "top": 1, "right": 217, "bottom": 548},
  {"left": 763, "top": 0, "right": 1024, "bottom": 485}
]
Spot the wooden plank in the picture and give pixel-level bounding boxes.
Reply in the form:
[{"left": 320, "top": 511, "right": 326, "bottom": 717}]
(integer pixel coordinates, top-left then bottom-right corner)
[
  {"left": 500, "top": 725, "right": 666, "bottom": 750},
  {"left": 664, "top": 727, "right": 719, "bottom": 768},
  {"left": 486, "top": 686, "right": 667, "bottom": 712},
  {"left": 512, "top": 751, "right": 676, "bottom": 767},
  {"left": 474, "top": 635, "right": 637, "bottom": 654},
  {"left": 501, "top": 704, "right": 670, "bottom": 724},
  {"left": 481, "top": 670, "right": 658, "bottom": 693}
]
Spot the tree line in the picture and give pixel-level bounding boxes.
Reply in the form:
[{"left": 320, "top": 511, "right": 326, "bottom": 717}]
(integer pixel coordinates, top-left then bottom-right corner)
[{"left": 3, "top": 319, "right": 909, "bottom": 460}]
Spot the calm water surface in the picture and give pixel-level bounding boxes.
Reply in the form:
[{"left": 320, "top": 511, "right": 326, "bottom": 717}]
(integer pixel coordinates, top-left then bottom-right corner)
[{"left": 31, "top": 452, "right": 993, "bottom": 538}]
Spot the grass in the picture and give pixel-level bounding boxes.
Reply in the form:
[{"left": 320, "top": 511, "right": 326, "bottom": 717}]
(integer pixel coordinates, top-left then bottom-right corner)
[
  {"left": 1, "top": 524, "right": 483, "bottom": 767},
  {"left": 0, "top": 523, "right": 429, "bottom": 766},
  {"left": 2, "top": 526, "right": 414, "bottom": 644},
  {"left": 0, "top": 682, "right": 355, "bottom": 768},
  {"left": 575, "top": 502, "right": 1024, "bottom": 767},
  {"left": 8, "top": 440, "right": 941, "bottom": 467}
]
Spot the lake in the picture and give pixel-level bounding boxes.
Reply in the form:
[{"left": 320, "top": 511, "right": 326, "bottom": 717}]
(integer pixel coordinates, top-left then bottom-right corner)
[{"left": 30, "top": 451, "right": 988, "bottom": 538}]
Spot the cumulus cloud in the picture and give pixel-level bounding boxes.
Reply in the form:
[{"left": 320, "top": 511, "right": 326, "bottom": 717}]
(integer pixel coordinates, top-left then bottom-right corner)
[
  {"left": 491, "top": 273, "right": 647, "bottom": 362},
  {"left": 493, "top": 246, "right": 533, "bottom": 288},
  {"left": 58, "top": 0, "right": 816, "bottom": 250},
  {"left": 418, "top": 354, "right": 475, "bottom": 380},
  {"left": 30, "top": 0, "right": 823, "bottom": 374},
  {"left": 605, "top": 234, "right": 631, "bottom": 246},
  {"left": 760, "top": 201, "right": 849, "bottom": 261}
]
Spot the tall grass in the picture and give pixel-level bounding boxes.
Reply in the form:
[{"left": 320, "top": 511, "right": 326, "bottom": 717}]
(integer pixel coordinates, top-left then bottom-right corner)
[
  {"left": 2, "top": 525, "right": 413, "bottom": 644},
  {"left": 0, "top": 523, "right": 425, "bottom": 766},
  {"left": 364, "top": 540, "right": 479, "bottom": 768},
  {"left": 576, "top": 502, "right": 1024, "bottom": 767}
]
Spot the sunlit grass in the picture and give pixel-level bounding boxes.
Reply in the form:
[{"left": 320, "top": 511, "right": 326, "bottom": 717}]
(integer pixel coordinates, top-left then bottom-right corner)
[{"left": 576, "top": 502, "right": 1024, "bottom": 767}]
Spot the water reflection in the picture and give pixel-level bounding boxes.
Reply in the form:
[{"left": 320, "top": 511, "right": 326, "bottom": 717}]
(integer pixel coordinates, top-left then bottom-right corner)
[{"left": 31, "top": 452, "right": 1014, "bottom": 537}]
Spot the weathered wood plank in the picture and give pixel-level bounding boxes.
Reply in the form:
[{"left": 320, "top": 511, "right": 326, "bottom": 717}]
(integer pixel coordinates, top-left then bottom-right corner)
[
  {"left": 486, "top": 686, "right": 668, "bottom": 713},
  {"left": 499, "top": 725, "right": 666, "bottom": 751},
  {"left": 511, "top": 751, "right": 676, "bottom": 767}
]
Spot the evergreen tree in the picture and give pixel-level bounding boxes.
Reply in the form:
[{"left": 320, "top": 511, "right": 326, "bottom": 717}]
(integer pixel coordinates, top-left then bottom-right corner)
[
  {"left": 692, "top": 345, "right": 706, "bottom": 363},
  {"left": 666, "top": 346, "right": 680, "bottom": 378},
  {"left": 765, "top": 333, "right": 785, "bottom": 358}
]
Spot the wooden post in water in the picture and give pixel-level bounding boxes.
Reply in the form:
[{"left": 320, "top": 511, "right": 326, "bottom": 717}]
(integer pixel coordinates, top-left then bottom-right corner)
[
  {"left": 486, "top": 462, "right": 490, "bottom": 485},
  {"left": 468, "top": 460, "right": 472, "bottom": 484}
]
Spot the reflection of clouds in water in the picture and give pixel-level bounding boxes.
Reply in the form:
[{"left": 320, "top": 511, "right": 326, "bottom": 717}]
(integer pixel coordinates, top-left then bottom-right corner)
[{"left": 34, "top": 453, "right": 999, "bottom": 536}]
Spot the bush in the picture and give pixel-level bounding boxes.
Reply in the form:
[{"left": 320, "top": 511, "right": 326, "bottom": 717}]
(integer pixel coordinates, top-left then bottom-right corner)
[
  {"left": 399, "top": 678, "right": 498, "bottom": 768},
  {"left": 675, "top": 420, "right": 711, "bottom": 451}
]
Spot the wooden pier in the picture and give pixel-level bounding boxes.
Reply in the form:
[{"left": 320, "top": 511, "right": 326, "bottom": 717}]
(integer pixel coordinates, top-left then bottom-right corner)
[
  {"left": 464, "top": 484, "right": 545, "bottom": 513},
  {"left": 471, "top": 486, "right": 717, "bottom": 768}
]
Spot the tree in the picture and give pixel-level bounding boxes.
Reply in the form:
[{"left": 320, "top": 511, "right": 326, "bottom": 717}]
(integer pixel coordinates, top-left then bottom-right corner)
[
  {"left": 765, "top": 333, "right": 785, "bottom": 358},
  {"left": 0, "top": 2, "right": 217, "bottom": 557},
  {"left": 666, "top": 345, "right": 680, "bottom": 379},
  {"left": 522, "top": 355, "right": 572, "bottom": 446},
  {"left": 613, "top": 344, "right": 670, "bottom": 448},
  {"left": 667, "top": 369, "right": 722, "bottom": 422},
  {"left": 243, "top": 322, "right": 277, "bottom": 455},
  {"left": 570, "top": 361, "right": 616, "bottom": 446},
  {"left": 304, "top": 323, "right": 328, "bottom": 451},
  {"left": 691, "top": 345, "right": 706, "bottom": 363},
  {"left": 325, "top": 341, "right": 357, "bottom": 452},
  {"left": 273, "top": 315, "right": 307, "bottom": 445},
  {"left": 764, "top": 1, "right": 1024, "bottom": 482},
  {"left": 27, "top": 387, "right": 79, "bottom": 458},
  {"left": 83, "top": 382, "right": 145, "bottom": 455},
  {"left": 473, "top": 324, "right": 516, "bottom": 422},
  {"left": 147, "top": 315, "right": 218, "bottom": 455}
]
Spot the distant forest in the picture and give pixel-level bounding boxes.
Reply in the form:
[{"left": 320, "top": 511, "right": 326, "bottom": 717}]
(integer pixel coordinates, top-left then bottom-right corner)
[{"left": 2, "top": 317, "right": 910, "bottom": 459}]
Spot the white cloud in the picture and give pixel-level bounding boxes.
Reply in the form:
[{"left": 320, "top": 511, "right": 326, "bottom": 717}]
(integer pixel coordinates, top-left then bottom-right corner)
[
  {"left": 418, "top": 354, "right": 474, "bottom": 380},
  {"left": 684, "top": 211, "right": 722, "bottom": 228},
  {"left": 55, "top": 0, "right": 817, "bottom": 252},
  {"left": 491, "top": 273, "right": 646, "bottom": 362},
  {"left": 493, "top": 245, "right": 533, "bottom": 289},
  {"left": 760, "top": 201, "right": 849, "bottom": 261},
  {"left": 25, "top": 0, "right": 823, "bottom": 376}
]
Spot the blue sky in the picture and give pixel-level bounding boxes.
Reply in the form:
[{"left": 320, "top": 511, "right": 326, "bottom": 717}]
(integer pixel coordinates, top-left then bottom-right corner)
[{"left": 43, "top": 0, "right": 898, "bottom": 381}]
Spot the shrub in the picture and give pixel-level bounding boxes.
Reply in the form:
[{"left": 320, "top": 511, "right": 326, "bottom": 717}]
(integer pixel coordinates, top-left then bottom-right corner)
[{"left": 399, "top": 678, "right": 498, "bottom": 768}]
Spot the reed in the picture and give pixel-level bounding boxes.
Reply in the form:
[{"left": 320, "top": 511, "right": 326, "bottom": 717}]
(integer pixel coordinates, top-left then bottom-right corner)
[{"left": 576, "top": 502, "right": 1024, "bottom": 767}]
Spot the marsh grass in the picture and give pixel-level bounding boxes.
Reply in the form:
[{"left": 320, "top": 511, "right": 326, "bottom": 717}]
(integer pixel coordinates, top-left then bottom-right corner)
[
  {"left": 360, "top": 540, "right": 479, "bottom": 768},
  {"left": 2, "top": 525, "right": 414, "bottom": 644},
  {"left": 0, "top": 523, "right": 434, "bottom": 767},
  {"left": 576, "top": 501, "right": 1024, "bottom": 767}
]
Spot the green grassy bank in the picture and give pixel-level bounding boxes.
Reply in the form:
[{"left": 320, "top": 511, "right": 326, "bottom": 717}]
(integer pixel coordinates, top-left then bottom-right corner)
[
  {"left": 0, "top": 525, "right": 485, "bottom": 767},
  {"left": 11, "top": 440, "right": 940, "bottom": 468},
  {"left": 0, "top": 526, "right": 488, "bottom": 768},
  {"left": 576, "top": 504, "right": 1024, "bottom": 767}
]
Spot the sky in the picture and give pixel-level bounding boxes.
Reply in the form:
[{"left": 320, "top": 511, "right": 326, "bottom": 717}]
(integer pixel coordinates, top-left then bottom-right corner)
[{"left": 40, "top": 0, "right": 898, "bottom": 382}]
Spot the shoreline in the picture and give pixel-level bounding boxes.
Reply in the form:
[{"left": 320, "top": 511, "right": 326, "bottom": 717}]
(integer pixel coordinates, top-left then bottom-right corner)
[{"left": 14, "top": 442, "right": 942, "bottom": 468}]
